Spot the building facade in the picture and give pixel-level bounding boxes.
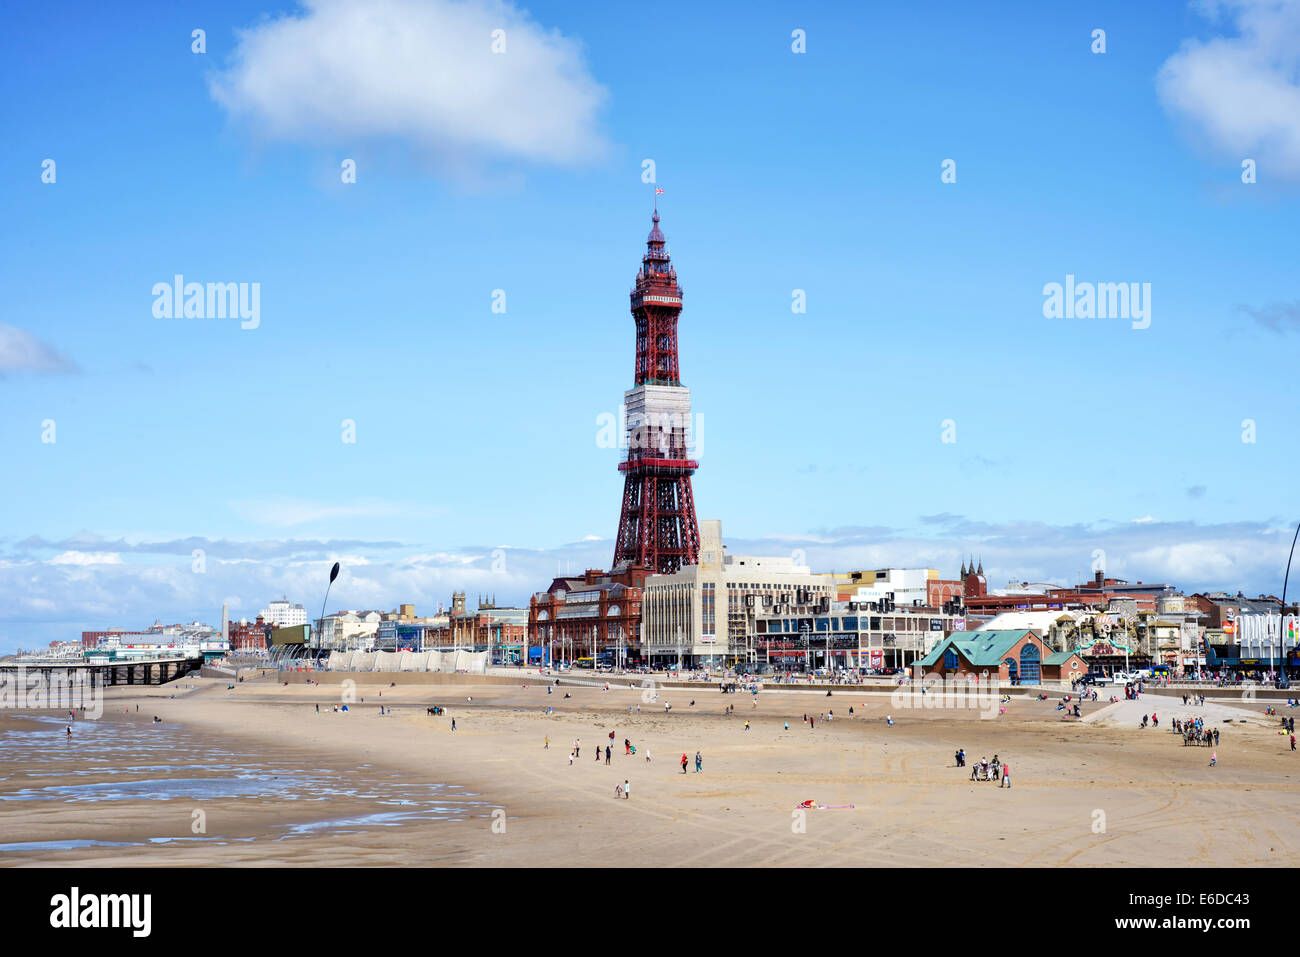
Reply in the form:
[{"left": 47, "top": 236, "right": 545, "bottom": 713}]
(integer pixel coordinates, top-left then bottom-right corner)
[
  {"left": 752, "top": 596, "right": 964, "bottom": 672},
  {"left": 259, "top": 599, "right": 308, "bottom": 628},
  {"left": 640, "top": 520, "right": 833, "bottom": 668},
  {"left": 529, "top": 569, "right": 646, "bottom": 666}
]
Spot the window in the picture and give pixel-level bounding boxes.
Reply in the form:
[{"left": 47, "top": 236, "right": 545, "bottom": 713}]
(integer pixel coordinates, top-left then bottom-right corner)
[
  {"left": 1019, "top": 643, "right": 1041, "bottom": 683},
  {"left": 944, "top": 649, "right": 959, "bottom": 670}
]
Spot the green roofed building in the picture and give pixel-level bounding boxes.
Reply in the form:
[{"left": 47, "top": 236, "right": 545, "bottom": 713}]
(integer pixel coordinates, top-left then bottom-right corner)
[{"left": 919, "top": 630, "right": 1047, "bottom": 685}]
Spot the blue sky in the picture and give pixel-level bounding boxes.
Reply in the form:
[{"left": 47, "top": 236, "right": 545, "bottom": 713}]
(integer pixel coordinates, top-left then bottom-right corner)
[{"left": 3, "top": 0, "right": 1299, "bottom": 650}]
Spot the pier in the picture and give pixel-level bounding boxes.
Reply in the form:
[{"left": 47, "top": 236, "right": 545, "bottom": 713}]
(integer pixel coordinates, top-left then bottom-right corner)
[{"left": 0, "top": 655, "right": 206, "bottom": 689}]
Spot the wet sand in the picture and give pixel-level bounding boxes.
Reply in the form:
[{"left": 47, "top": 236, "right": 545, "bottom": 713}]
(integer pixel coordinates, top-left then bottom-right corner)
[{"left": 2, "top": 674, "right": 1297, "bottom": 866}]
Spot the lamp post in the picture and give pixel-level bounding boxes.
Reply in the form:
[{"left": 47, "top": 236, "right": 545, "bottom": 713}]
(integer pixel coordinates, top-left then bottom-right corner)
[
  {"left": 1279, "top": 518, "right": 1300, "bottom": 688},
  {"left": 313, "top": 561, "right": 338, "bottom": 657}
]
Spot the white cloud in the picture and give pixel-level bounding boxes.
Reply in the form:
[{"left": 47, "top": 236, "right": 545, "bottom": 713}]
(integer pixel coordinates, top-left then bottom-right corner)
[
  {"left": 209, "top": 0, "right": 609, "bottom": 169},
  {"left": 1157, "top": 0, "right": 1300, "bottom": 179},
  {"left": 0, "top": 324, "right": 79, "bottom": 376},
  {"left": 48, "top": 551, "right": 123, "bottom": 566}
]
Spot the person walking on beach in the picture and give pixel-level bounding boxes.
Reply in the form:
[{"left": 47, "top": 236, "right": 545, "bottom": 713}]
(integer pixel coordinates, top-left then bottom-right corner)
[
  {"left": 545, "top": 735, "right": 549, "bottom": 750},
  {"left": 569, "top": 751, "right": 574, "bottom": 766},
  {"left": 606, "top": 745, "right": 611, "bottom": 765},
  {"left": 623, "top": 779, "right": 631, "bottom": 799},
  {"left": 451, "top": 718, "right": 456, "bottom": 732},
  {"left": 695, "top": 750, "right": 702, "bottom": 773},
  {"left": 1000, "top": 760, "right": 1011, "bottom": 788},
  {"left": 744, "top": 720, "right": 750, "bottom": 732},
  {"left": 1210, "top": 751, "right": 1217, "bottom": 767},
  {"left": 681, "top": 753, "right": 688, "bottom": 774},
  {"left": 574, "top": 738, "right": 580, "bottom": 758},
  {"left": 625, "top": 738, "right": 631, "bottom": 755},
  {"left": 1290, "top": 733, "right": 1296, "bottom": 752},
  {"left": 645, "top": 748, "right": 651, "bottom": 762}
]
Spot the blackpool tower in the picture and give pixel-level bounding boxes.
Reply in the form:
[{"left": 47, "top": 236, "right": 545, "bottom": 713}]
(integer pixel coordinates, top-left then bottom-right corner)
[{"left": 612, "top": 206, "right": 701, "bottom": 574}]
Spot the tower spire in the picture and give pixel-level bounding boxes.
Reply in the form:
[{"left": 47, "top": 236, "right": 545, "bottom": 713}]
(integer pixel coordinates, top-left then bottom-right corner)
[{"left": 613, "top": 203, "right": 700, "bottom": 575}]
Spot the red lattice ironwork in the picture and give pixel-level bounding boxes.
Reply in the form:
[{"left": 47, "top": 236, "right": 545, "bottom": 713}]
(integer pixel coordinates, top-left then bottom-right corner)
[{"left": 613, "top": 209, "right": 700, "bottom": 574}]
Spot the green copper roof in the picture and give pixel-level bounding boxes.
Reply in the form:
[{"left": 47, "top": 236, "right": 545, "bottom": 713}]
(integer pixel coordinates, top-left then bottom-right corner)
[{"left": 919, "top": 630, "right": 1036, "bottom": 667}]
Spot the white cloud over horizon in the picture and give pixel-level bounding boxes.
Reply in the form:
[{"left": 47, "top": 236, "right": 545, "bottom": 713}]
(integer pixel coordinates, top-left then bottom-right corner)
[
  {"left": 2, "top": 517, "right": 1297, "bottom": 653},
  {"left": 208, "top": 0, "right": 609, "bottom": 172},
  {"left": 48, "top": 551, "right": 124, "bottom": 566},
  {"left": 1158, "top": 0, "right": 1300, "bottom": 180}
]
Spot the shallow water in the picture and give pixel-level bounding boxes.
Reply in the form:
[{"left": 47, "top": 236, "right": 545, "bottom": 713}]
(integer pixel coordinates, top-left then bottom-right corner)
[{"left": 0, "top": 713, "right": 498, "bottom": 851}]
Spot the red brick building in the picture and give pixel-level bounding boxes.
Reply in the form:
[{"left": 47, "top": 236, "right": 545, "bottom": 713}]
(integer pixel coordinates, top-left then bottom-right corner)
[
  {"left": 228, "top": 616, "right": 271, "bottom": 653},
  {"left": 81, "top": 629, "right": 127, "bottom": 649},
  {"left": 528, "top": 566, "right": 647, "bottom": 664},
  {"left": 919, "top": 630, "right": 1051, "bottom": 683},
  {"left": 961, "top": 569, "right": 1171, "bottom": 616},
  {"left": 926, "top": 577, "right": 964, "bottom": 606}
]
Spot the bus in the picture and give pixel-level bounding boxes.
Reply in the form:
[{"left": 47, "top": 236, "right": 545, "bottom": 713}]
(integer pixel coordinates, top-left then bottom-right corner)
[{"left": 574, "top": 656, "right": 596, "bottom": 669}]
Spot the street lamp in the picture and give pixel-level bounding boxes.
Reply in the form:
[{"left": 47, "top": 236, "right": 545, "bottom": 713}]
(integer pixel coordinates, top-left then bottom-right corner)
[
  {"left": 1279, "top": 518, "right": 1299, "bottom": 688},
  {"left": 313, "top": 564, "right": 338, "bottom": 660}
]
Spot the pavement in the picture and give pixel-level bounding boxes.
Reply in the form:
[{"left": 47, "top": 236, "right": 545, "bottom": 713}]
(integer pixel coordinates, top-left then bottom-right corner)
[{"left": 1083, "top": 692, "right": 1263, "bottom": 728}]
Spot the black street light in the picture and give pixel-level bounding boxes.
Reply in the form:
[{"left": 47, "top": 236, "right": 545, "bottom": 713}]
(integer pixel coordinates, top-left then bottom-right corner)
[
  {"left": 1280, "top": 521, "right": 1299, "bottom": 689},
  {"left": 317, "top": 562, "right": 340, "bottom": 657}
]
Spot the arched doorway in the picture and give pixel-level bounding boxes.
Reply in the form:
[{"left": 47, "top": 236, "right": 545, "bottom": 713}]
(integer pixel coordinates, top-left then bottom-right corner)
[
  {"left": 1019, "top": 644, "right": 1041, "bottom": 684},
  {"left": 1004, "top": 657, "right": 1018, "bottom": 685}
]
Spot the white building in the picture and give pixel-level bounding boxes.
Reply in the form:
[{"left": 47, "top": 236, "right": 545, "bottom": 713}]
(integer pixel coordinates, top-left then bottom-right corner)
[
  {"left": 1235, "top": 613, "right": 1299, "bottom": 665},
  {"left": 260, "top": 599, "right": 308, "bottom": 628},
  {"left": 846, "top": 568, "right": 939, "bottom": 607},
  {"left": 640, "top": 520, "right": 833, "bottom": 668},
  {"left": 977, "top": 610, "right": 1081, "bottom": 650},
  {"left": 313, "top": 610, "right": 383, "bottom": 651},
  {"left": 754, "top": 598, "right": 962, "bottom": 672}
]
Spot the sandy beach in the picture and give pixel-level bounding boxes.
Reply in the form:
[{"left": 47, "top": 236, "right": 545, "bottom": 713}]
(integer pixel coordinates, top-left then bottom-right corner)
[{"left": 2, "top": 672, "right": 1297, "bottom": 867}]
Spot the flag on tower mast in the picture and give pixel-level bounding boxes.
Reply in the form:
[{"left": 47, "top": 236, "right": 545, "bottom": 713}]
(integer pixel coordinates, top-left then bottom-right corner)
[{"left": 655, "top": 187, "right": 664, "bottom": 194}]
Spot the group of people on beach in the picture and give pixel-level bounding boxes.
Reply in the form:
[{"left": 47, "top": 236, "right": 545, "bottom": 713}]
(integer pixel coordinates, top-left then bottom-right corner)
[
  {"left": 958, "top": 750, "right": 1010, "bottom": 787},
  {"left": 1055, "top": 697, "right": 1083, "bottom": 718},
  {"left": 1173, "top": 717, "right": 1219, "bottom": 747},
  {"left": 1275, "top": 714, "right": 1296, "bottom": 746}
]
